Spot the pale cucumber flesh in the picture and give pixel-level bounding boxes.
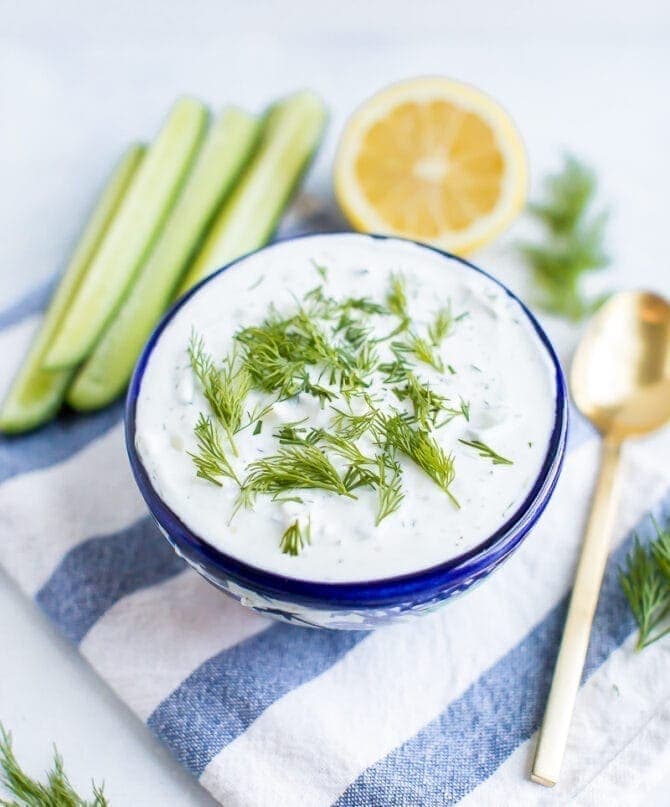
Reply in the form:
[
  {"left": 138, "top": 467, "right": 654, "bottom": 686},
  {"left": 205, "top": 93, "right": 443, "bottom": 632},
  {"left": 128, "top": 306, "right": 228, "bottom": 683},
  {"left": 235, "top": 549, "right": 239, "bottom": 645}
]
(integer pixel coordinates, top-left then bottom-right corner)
[
  {"left": 0, "top": 144, "right": 145, "bottom": 433},
  {"left": 67, "top": 108, "right": 261, "bottom": 410},
  {"left": 43, "top": 97, "right": 209, "bottom": 369},
  {"left": 178, "top": 90, "right": 327, "bottom": 295}
]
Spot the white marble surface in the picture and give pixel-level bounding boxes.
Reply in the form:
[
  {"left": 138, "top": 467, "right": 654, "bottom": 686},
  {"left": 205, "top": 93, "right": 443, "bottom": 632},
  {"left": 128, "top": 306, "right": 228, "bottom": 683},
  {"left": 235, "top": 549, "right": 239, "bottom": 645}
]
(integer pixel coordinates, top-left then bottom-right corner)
[{"left": 1, "top": 0, "right": 669, "bottom": 803}]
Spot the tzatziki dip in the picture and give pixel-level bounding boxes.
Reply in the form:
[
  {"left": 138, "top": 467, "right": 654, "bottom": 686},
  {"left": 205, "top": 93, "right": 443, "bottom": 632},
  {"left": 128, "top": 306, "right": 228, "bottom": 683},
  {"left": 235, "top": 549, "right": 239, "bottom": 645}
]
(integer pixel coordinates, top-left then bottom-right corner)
[{"left": 135, "top": 234, "right": 557, "bottom": 582}]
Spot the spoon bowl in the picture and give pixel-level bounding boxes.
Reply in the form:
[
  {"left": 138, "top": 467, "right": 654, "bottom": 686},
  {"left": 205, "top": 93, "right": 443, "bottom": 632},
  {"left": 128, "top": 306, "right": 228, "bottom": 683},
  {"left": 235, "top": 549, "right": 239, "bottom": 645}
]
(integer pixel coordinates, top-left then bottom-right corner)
[{"left": 571, "top": 291, "right": 670, "bottom": 439}]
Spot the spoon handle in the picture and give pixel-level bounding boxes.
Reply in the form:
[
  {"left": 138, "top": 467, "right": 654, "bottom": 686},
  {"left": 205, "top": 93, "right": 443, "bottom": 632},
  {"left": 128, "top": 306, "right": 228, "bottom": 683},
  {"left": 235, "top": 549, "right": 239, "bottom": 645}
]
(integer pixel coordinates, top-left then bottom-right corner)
[{"left": 531, "top": 439, "right": 622, "bottom": 787}]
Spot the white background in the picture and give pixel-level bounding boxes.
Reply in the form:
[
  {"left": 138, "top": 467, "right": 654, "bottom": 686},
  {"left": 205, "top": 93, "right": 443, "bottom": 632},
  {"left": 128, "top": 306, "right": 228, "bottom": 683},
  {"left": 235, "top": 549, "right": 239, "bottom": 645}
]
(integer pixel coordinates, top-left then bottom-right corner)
[{"left": 1, "top": 1, "right": 669, "bottom": 804}]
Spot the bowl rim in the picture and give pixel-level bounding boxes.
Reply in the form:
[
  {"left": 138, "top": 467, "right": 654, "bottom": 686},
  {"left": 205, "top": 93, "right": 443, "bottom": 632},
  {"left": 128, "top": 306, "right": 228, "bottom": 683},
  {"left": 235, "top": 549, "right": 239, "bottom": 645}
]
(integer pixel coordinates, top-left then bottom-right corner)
[{"left": 125, "top": 232, "right": 568, "bottom": 609}]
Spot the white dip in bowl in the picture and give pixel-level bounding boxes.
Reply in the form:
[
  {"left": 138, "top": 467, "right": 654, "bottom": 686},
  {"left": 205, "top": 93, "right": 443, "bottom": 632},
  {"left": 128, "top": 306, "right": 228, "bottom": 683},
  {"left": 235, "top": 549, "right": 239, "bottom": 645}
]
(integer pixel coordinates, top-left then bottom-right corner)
[{"left": 135, "top": 233, "right": 557, "bottom": 584}]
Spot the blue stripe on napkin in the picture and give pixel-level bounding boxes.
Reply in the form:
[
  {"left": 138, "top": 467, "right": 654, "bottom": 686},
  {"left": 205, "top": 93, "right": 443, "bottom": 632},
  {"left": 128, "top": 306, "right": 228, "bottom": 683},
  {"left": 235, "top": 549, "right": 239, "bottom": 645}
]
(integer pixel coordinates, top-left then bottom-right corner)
[
  {"left": 335, "top": 495, "right": 669, "bottom": 806},
  {"left": 0, "top": 403, "right": 123, "bottom": 484},
  {"left": 147, "top": 624, "right": 369, "bottom": 776},
  {"left": 36, "top": 515, "right": 185, "bottom": 643}
]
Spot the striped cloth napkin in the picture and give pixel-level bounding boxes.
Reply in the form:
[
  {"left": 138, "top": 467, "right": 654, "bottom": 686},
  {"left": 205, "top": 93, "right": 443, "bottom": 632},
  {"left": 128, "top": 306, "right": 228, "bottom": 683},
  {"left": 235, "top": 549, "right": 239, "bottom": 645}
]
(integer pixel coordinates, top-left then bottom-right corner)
[{"left": 1, "top": 228, "right": 670, "bottom": 807}]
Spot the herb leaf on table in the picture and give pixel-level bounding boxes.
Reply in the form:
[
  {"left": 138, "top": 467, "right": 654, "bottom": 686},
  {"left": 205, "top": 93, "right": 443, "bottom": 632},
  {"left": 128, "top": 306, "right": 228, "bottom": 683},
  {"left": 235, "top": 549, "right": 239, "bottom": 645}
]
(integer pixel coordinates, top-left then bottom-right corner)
[
  {"left": 518, "top": 155, "right": 610, "bottom": 321},
  {"left": 0, "top": 724, "right": 108, "bottom": 807},
  {"left": 619, "top": 518, "right": 670, "bottom": 651}
]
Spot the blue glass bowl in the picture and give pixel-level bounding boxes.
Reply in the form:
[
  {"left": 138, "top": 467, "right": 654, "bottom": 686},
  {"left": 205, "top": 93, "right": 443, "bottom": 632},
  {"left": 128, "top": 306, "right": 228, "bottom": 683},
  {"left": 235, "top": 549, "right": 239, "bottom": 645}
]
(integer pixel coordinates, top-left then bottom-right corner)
[{"left": 125, "top": 233, "right": 568, "bottom": 629}]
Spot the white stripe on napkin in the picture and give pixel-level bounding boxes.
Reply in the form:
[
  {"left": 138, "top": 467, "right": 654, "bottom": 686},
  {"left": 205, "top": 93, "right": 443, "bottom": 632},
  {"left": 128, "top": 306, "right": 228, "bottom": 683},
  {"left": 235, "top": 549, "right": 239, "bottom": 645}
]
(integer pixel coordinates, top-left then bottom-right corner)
[
  {"left": 199, "top": 441, "right": 667, "bottom": 807},
  {"left": 80, "top": 569, "right": 269, "bottom": 721},
  {"left": 575, "top": 695, "right": 670, "bottom": 807},
  {"left": 459, "top": 637, "right": 670, "bottom": 806},
  {"left": 0, "top": 423, "right": 145, "bottom": 594}
]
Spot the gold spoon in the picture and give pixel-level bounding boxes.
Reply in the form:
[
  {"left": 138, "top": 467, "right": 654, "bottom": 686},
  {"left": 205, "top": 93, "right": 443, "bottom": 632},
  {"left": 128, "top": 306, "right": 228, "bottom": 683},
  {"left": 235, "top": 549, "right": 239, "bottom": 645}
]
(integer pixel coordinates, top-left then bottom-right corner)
[{"left": 531, "top": 290, "right": 670, "bottom": 787}]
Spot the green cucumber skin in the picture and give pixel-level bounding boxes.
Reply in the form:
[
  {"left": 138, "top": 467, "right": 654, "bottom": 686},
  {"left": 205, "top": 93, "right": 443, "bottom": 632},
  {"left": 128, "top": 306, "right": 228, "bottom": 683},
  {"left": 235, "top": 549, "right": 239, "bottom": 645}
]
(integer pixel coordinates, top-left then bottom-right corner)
[
  {"left": 43, "top": 97, "right": 210, "bottom": 370},
  {"left": 178, "top": 91, "right": 327, "bottom": 295},
  {"left": 67, "top": 108, "right": 261, "bottom": 411},
  {"left": 0, "top": 144, "right": 146, "bottom": 434}
]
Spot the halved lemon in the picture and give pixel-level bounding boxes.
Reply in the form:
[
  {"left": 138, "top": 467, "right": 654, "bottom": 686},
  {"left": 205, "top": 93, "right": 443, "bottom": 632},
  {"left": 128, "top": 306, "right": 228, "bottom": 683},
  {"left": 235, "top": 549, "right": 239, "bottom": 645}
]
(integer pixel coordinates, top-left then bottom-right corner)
[{"left": 334, "top": 77, "right": 528, "bottom": 255}]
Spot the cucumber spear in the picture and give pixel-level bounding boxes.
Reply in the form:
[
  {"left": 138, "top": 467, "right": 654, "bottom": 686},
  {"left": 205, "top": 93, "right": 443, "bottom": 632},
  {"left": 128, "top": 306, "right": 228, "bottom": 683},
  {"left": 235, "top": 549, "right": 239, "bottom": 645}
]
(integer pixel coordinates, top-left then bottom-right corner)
[
  {"left": 177, "top": 90, "right": 327, "bottom": 294},
  {"left": 43, "top": 97, "right": 209, "bottom": 369},
  {"left": 67, "top": 108, "right": 261, "bottom": 410},
  {"left": 0, "top": 144, "right": 145, "bottom": 433}
]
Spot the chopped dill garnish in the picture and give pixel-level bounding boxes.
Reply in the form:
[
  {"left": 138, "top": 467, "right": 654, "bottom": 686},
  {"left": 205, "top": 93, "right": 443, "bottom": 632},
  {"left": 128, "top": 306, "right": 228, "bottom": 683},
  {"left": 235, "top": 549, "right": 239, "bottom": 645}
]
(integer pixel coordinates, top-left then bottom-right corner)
[
  {"left": 383, "top": 414, "right": 459, "bottom": 507},
  {"left": 185, "top": 266, "right": 522, "bottom": 552},
  {"left": 280, "top": 518, "right": 312, "bottom": 555},
  {"left": 274, "top": 420, "right": 319, "bottom": 446},
  {"left": 459, "top": 438, "right": 513, "bottom": 466},
  {"left": 439, "top": 397, "right": 470, "bottom": 426},
  {"left": 428, "top": 303, "right": 456, "bottom": 346},
  {"left": 375, "top": 453, "right": 404, "bottom": 525},
  {"left": 342, "top": 296, "right": 387, "bottom": 316},
  {"left": 330, "top": 404, "right": 380, "bottom": 440},
  {"left": 189, "top": 414, "right": 240, "bottom": 486},
  {"left": 311, "top": 259, "right": 329, "bottom": 280},
  {"left": 386, "top": 273, "right": 409, "bottom": 319},
  {"left": 378, "top": 354, "right": 412, "bottom": 385},
  {"left": 188, "top": 332, "right": 249, "bottom": 454},
  {"left": 393, "top": 334, "right": 445, "bottom": 373},
  {"left": 619, "top": 518, "right": 670, "bottom": 650},
  {"left": 247, "top": 274, "right": 265, "bottom": 291},
  {"left": 243, "top": 445, "right": 353, "bottom": 498},
  {"left": 393, "top": 373, "right": 448, "bottom": 429}
]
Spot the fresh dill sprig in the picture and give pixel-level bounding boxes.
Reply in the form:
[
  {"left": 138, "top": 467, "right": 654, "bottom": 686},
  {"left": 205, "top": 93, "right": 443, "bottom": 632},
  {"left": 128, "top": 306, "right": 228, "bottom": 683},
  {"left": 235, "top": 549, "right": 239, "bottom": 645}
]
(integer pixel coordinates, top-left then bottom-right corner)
[
  {"left": 383, "top": 414, "right": 459, "bottom": 507},
  {"left": 392, "top": 334, "right": 445, "bottom": 373},
  {"left": 188, "top": 333, "right": 250, "bottom": 454},
  {"left": 317, "top": 431, "right": 375, "bottom": 467},
  {"left": 378, "top": 354, "right": 412, "bottom": 385},
  {"left": 341, "top": 296, "right": 387, "bottom": 316},
  {"left": 311, "top": 259, "right": 328, "bottom": 280},
  {"left": 386, "top": 273, "right": 408, "bottom": 319},
  {"left": 0, "top": 724, "right": 108, "bottom": 807},
  {"left": 375, "top": 453, "right": 404, "bottom": 525},
  {"left": 428, "top": 303, "right": 455, "bottom": 346},
  {"left": 393, "top": 373, "right": 448, "bottom": 429},
  {"left": 619, "top": 522, "right": 670, "bottom": 650},
  {"left": 517, "top": 155, "right": 610, "bottom": 321},
  {"left": 243, "top": 445, "right": 353, "bottom": 498},
  {"left": 439, "top": 397, "right": 470, "bottom": 426},
  {"left": 458, "top": 438, "right": 513, "bottom": 466},
  {"left": 189, "top": 414, "right": 240, "bottom": 486},
  {"left": 280, "top": 518, "right": 312, "bottom": 556},
  {"left": 382, "top": 272, "right": 411, "bottom": 337},
  {"left": 330, "top": 404, "right": 380, "bottom": 440}
]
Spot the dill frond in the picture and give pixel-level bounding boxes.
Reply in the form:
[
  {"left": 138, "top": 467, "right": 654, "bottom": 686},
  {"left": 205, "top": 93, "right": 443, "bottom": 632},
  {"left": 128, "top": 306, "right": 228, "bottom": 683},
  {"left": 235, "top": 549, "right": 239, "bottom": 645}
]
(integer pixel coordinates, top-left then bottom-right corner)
[
  {"left": 188, "top": 333, "right": 250, "bottom": 454},
  {"left": 383, "top": 414, "right": 459, "bottom": 507},
  {"left": 189, "top": 414, "right": 240, "bottom": 486},
  {"left": 311, "top": 259, "right": 329, "bottom": 280},
  {"left": 280, "top": 518, "right": 312, "bottom": 556},
  {"left": 619, "top": 530, "right": 670, "bottom": 650},
  {"left": 375, "top": 453, "right": 404, "bottom": 525},
  {"left": 392, "top": 373, "right": 448, "bottom": 429},
  {"left": 428, "top": 303, "right": 455, "bottom": 346},
  {"left": 392, "top": 335, "right": 445, "bottom": 373},
  {"left": 0, "top": 724, "right": 108, "bottom": 806},
  {"left": 518, "top": 155, "right": 610, "bottom": 321},
  {"left": 458, "top": 438, "right": 513, "bottom": 466},
  {"left": 330, "top": 404, "right": 380, "bottom": 440},
  {"left": 386, "top": 273, "right": 409, "bottom": 319},
  {"left": 243, "top": 445, "right": 352, "bottom": 498}
]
